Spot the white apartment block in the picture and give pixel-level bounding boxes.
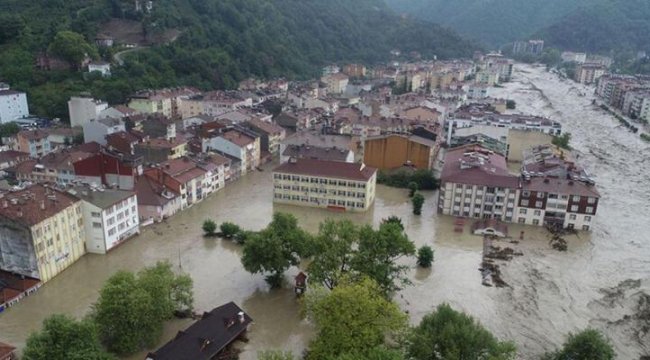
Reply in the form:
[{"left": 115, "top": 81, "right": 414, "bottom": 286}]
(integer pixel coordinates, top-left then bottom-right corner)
[
  {"left": 70, "top": 186, "right": 139, "bottom": 254},
  {"left": 0, "top": 88, "right": 29, "bottom": 123},
  {"left": 272, "top": 158, "right": 377, "bottom": 212}
]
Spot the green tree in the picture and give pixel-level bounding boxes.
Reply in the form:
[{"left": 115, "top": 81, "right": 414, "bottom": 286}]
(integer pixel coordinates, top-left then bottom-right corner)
[
  {"left": 382, "top": 216, "right": 404, "bottom": 230},
  {"left": 308, "top": 219, "right": 358, "bottom": 289},
  {"left": 336, "top": 347, "right": 405, "bottom": 360},
  {"left": 352, "top": 221, "right": 416, "bottom": 294},
  {"left": 408, "top": 181, "right": 419, "bottom": 197},
  {"left": 72, "top": 133, "right": 85, "bottom": 145},
  {"left": 412, "top": 193, "right": 425, "bottom": 215},
  {"left": 303, "top": 278, "right": 407, "bottom": 360},
  {"left": 408, "top": 303, "right": 516, "bottom": 360},
  {"left": 23, "top": 314, "right": 114, "bottom": 360},
  {"left": 552, "top": 133, "right": 572, "bottom": 150},
  {"left": 220, "top": 221, "right": 241, "bottom": 238},
  {"left": 202, "top": 219, "right": 217, "bottom": 236},
  {"left": 93, "top": 271, "right": 160, "bottom": 354},
  {"left": 506, "top": 100, "right": 516, "bottom": 109},
  {"left": 543, "top": 329, "right": 615, "bottom": 360},
  {"left": 417, "top": 246, "right": 434, "bottom": 268},
  {"left": 93, "top": 263, "right": 193, "bottom": 354},
  {"left": 48, "top": 30, "right": 97, "bottom": 69},
  {"left": 241, "top": 212, "right": 311, "bottom": 288}
]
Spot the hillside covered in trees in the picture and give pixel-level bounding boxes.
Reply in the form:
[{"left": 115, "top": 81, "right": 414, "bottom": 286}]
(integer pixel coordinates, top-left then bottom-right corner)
[
  {"left": 386, "top": 0, "right": 650, "bottom": 54},
  {"left": 0, "top": 0, "right": 477, "bottom": 120}
]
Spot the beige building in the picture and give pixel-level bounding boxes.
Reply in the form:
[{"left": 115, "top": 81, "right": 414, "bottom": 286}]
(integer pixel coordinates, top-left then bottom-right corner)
[
  {"left": 574, "top": 64, "right": 606, "bottom": 85},
  {"left": 0, "top": 184, "right": 86, "bottom": 283},
  {"left": 273, "top": 159, "right": 377, "bottom": 212},
  {"left": 321, "top": 73, "right": 349, "bottom": 94}
]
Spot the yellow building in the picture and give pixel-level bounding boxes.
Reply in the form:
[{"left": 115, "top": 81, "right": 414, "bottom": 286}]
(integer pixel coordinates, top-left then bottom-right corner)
[
  {"left": 273, "top": 159, "right": 377, "bottom": 212},
  {"left": 129, "top": 95, "right": 172, "bottom": 118},
  {"left": 0, "top": 184, "right": 86, "bottom": 283}
]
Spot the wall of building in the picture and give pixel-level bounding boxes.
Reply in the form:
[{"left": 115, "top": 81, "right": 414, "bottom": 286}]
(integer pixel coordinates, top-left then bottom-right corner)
[
  {"left": 438, "top": 182, "right": 518, "bottom": 222},
  {"left": 272, "top": 172, "right": 376, "bottom": 212},
  {"left": 68, "top": 97, "right": 107, "bottom": 128},
  {"left": 363, "top": 136, "right": 432, "bottom": 170},
  {"left": 0, "top": 92, "right": 29, "bottom": 123},
  {"left": 0, "top": 220, "right": 38, "bottom": 278}
]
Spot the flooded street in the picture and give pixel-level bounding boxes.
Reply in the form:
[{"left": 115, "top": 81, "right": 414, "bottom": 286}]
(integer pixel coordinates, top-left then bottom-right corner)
[{"left": 1, "top": 64, "right": 649, "bottom": 359}]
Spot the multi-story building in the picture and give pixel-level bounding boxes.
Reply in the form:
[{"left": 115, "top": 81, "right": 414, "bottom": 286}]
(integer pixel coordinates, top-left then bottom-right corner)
[
  {"left": 0, "top": 86, "right": 29, "bottom": 124},
  {"left": 474, "top": 70, "right": 500, "bottom": 86},
  {"left": 622, "top": 90, "right": 650, "bottom": 122},
  {"left": 15, "top": 129, "right": 52, "bottom": 158},
  {"left": 67, "top": 96, "right": 109, "bottom": 128},
  {"left": 82, "top": 117, "right": 126, "bottom": 145},
  {"left": 321, "top": 73, "right": 349, "bottom": 94},
  {"left": 561, "top": 52, "right": 587, "bottom": 64},
  {"left": 483, "top": 53, "right": 513, "bottom": 82},
  {"left": 513, "top": 40, "right": 544, "bottom": 55},
  {"left": 69, "top": 185, "right": 139, "bottom": 254},
  {"left": 446, "top": 104, "right": 562, "bottom": 144},
  {"left": 438, "top": 145, "right": 520, "bottom": 221},
  {"left": 281, "top": 144, "right": 354, "bottom": 164},
  {"left": 202, "top": 128, "right": 260, "bottom": 174},
  {"left": 134, "top": 176, "right": 180, "bottom": 222},
  {"left": 363, "top": 134, "right": 438, "bottom": 170},
  {"left": 342, "top": 64, "right": 367, "bottom": 78},
  {"left": 0, "top": 184, "right": 86, "bottom": 283},
  {"left": 273, "top": 158, "right": 377, "bottom": 212},
  {"left": 144, "top": 158, "right": 207, "bottom": 210},
  {"left": 574, "top": 64, "right": 606, "bottom": 85},
  {"left": 242, "top": 118, "right": 286, "bottom": 156},
  {"left": 438, "top": 144, "right": 600, "bottom": 230}
]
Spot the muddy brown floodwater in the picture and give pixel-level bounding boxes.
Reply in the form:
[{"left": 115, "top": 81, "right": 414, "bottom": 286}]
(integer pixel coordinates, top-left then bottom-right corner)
[{"left": 1, "top": 64, "right": 649, "bottom": 359}]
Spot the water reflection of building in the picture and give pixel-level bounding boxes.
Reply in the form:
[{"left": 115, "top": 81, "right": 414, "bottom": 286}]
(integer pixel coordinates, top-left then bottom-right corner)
[
  {"left": 438, "top": 144, "right": 599, "bottom": 231},
  {"left": 273, "top": 158, "right": 377, "bottom": 212}
]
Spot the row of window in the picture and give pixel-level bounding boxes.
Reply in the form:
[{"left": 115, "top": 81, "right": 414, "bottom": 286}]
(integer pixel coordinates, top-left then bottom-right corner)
[
  {"left": 274, "top": 174, "right": 366, "bottom": 189},
  {"left": 274, "top": 193, "right": 365, "bottom": 208},
  {"left": 275, "top": 185, "right": 366, "bottom": 198}
]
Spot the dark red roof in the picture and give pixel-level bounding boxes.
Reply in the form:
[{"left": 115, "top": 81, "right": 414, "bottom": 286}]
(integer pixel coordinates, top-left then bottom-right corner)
[
  {"left": 523, "top": 177, "right": 600, "bottom": 197},
  {"left": 274, "top": 159, "right": 376, "bottom": 181},
  {"left": 441, "top": 145, "right": 519, "bottom": 188},
  {"left": 0, "top": 184, "right": 79, "bottom": 226}
]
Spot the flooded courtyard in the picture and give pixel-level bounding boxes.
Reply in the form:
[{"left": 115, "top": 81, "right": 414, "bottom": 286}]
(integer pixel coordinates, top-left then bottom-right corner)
[{"left": 0, "top": 64, "right": 649, "bottom": 359}]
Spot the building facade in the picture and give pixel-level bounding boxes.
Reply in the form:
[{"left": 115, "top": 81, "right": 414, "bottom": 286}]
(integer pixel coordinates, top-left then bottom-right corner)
[
  {"left": 70, "top": 186, "right": 140, "bottom": 254},
  {"left": 68, "top": 96, "right": 109, "bottom": 128},
  {"left": 0, "top": 185, "right": 86, "bottom": 283},
  {"left": 0, "top": 88, "right": 29, "bottom": 124},
  {"left": 273, "top": 159, "right": 377, "bottom": 212}
]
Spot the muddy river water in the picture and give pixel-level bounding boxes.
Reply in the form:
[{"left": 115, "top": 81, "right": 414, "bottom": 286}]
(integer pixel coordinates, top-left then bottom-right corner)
[{"left": 1, "top": 64, "right": 649, "bottom": 359}]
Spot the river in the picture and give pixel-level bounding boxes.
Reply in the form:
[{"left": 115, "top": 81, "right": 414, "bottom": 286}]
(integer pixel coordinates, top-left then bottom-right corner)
[{"left": 1, "top": 64, "right": 649, "bottom": 359}]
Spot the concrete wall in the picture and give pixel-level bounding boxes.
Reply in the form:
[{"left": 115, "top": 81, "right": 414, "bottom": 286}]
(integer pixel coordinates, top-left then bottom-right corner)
[{"left": 0, "top": 220, "right": 38, "bottom": 278}]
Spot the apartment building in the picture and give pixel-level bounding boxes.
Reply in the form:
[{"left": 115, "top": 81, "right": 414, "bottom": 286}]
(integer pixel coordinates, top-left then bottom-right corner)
[
  {"left": 0, "top": 184, "right": 86, "bottom": 283},
  {"left": 143, "top": 158, "right": 207, "bottom": 210},
  {"left": 321, "top": 73, "right": 349, "bottom": 94},
  {"left": 82, "top": 117, "right": 126, "bottom": 146},
  {"left": 363, "top": 134, "right": 438, "bottom": 170},
  {"left": 272, "top": 158, "right": 377, "bottom": 212},
  {"left": 68, "top": 96, "right": 109, "bottom": 128},
  {"left": 438, "top": 144, "right": 599, "bottom": 230},
  {"left": 15, "top": 129, "right": 52, "bottom": 158},
  {"left": 574, "top": 64, "right": 606, "bottom": 85},
  {"left": 70, "top": 186, "right": 139, "bottom": 254},
  {"left": 622, "top": 90, "right": 650, "bottom": 122},
  {"left": 242, "top": 118, "right": 286, "bottom": 156},
  {"left": 438, "top": 145, "right": 520, "bottom": 221},
  {"left": 0, "top": 87, "right": 29, "bottom": 124},
  {"left": 202, "top": 128, "right": 260, "bottom": 174}
]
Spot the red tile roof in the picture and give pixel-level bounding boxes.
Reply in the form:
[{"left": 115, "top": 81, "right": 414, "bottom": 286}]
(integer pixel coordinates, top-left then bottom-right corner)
[
  {"left": 274, "top": 159, "right": 376, "bottom": 181},
  {"left": 221, "top": 130, "right": 255, "bottom": 147},
  {"left": 18, "top": 129, "right": 48, "bottom": 141}
]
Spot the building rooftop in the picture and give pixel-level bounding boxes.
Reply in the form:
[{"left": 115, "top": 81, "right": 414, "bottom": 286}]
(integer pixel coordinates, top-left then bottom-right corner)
[
  {"left": 274, "top": 158, "right": 376, "bottom": 181},
  {"left": 522, "top": 177, "right": 600, "bottom": 198},
  {"left": 0, "top": 340, "right": 16, "bottom": 359},
  {"left": 0, "top": 184, "right": 79, "bottom": 227},
  {"left": 245, "top": 118, "right": 285, "bottom": 136},
  {"left": 146, "top": 302, "right": 252, "bottom": 360},
  {"left": 18, "top": 129, "right": 48, "bottom": 141},
  {"left": 68, "top": 185, "right": 135, "bottom": 210},
  {"left": 0, "top": 150, "right": 29, "bottom": 163},
  {"left": 0, "top": 89, "right": 24, "bottom": 96},
  {"left": 282, "top": 144, "right": 350, "bottom": 162},
  {"left": 135, "top": 176, "right": 177, "bottom": 207},
  {"left": 441, "top": 144, "right": 519, "bottom": 188},
  {"left": 221, "top": 130, "right": 255, "bottom": 147},
  {"left": 97, "top": 117, "right": 124, "bottom": 127}
]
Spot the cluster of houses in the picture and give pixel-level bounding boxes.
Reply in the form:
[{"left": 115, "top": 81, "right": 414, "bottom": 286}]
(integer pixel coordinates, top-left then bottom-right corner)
[
  {"left": 0, "top": 54, "right": 601, "bottom": 356},
  {"left": 596, "top": 74, "right": 650, "bottom": 123}
]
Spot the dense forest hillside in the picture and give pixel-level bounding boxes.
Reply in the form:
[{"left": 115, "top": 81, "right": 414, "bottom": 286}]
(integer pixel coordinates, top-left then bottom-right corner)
[
  {"left": 384, "top": 0, "right": 588, "bottom": 47},
  {"left": 386, "top": 0, "right": 650, "bottom": 54},
  {"left": 0, "top": 0, "right": 477, "bottom": 120}
]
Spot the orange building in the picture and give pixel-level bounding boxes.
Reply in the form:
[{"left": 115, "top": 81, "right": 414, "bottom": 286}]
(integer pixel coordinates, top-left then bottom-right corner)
[{"left": 363, "top": 134, "right": 437, "bottom": 170}]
